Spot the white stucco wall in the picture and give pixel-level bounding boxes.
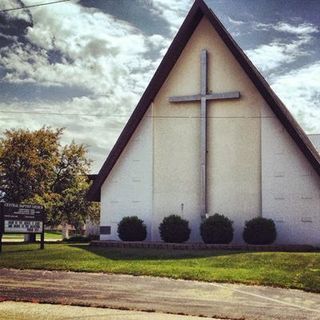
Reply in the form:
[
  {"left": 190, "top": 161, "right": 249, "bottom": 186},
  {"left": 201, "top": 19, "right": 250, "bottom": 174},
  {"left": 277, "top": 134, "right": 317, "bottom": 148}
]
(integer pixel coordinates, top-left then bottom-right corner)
[
  {"left": 100, "top": 109, "right": 153, "bottom": 240},
  {"left": 262, "top": 106, "right": 320, "bottom": 246}
]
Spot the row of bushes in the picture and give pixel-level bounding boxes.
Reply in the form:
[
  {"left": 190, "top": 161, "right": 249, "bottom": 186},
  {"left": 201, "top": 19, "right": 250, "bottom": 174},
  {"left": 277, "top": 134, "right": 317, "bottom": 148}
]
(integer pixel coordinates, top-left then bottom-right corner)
[{"left": 117, "top": 214, "right": 277, "bottom": 245}]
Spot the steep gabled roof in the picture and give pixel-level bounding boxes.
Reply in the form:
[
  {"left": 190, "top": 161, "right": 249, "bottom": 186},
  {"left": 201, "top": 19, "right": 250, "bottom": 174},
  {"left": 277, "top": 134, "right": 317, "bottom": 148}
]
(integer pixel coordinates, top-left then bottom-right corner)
[{"left": 87, "top": 0, "right": 320, "bottom": 201}]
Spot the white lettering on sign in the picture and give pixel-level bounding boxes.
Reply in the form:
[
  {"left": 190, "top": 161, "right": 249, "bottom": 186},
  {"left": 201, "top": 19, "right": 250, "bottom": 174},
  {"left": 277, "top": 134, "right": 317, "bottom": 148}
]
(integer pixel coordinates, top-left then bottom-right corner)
[
  {"left": 5, "top": 203, "right": 42, "bottom": 210},
  {"left": 4, "top": 220, "right": 43, "bottom": 233}
]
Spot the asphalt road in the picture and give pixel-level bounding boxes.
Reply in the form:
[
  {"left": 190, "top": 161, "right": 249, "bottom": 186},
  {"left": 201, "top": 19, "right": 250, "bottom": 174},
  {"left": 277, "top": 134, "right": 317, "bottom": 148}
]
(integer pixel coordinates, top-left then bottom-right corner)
[{"left": 0, "top": 268, "right": 319, "bottom": 320}]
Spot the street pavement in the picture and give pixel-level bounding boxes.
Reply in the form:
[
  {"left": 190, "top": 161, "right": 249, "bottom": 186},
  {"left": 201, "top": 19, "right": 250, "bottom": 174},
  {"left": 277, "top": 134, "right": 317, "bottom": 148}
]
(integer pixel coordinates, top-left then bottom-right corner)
[{"left": 0, "top": 268, "right": 319, "bottom": 320}]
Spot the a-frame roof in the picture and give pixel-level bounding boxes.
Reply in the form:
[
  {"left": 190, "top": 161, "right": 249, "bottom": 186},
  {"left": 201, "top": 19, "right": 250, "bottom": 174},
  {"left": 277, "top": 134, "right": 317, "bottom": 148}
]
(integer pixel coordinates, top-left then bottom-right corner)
[{"left": 87, "top": 0, "right": 320, "bottom": 201}]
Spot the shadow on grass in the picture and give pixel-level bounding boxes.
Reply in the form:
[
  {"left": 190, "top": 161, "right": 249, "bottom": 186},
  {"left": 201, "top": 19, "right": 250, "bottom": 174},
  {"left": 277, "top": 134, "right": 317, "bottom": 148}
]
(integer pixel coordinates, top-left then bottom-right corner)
[
  {"left": 1, "top": 243, "right": 44, "bottom": 254},
  {"left": 70, "top": 243, "right": 246, "bottom": 261}
]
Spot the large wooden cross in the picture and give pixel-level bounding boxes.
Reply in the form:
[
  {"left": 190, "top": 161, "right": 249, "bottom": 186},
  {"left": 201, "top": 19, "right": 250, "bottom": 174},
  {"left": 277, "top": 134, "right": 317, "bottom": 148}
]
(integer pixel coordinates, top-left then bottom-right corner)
[{"left": 169, "top": 49, "right": 240, "bottom": 220}]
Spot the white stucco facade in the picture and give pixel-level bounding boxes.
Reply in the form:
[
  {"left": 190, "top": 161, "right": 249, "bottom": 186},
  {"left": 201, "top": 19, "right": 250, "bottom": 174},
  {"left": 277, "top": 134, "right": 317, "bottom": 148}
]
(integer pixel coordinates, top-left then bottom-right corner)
[
  {"left": 262, "top": 108, "right": 320, "bottom": 245},
  {"left": 100, "top": 108, "right": 153, "bottom": 240},
  {"left": 99, "top": 17, "right": 320, "bottom": 245}
]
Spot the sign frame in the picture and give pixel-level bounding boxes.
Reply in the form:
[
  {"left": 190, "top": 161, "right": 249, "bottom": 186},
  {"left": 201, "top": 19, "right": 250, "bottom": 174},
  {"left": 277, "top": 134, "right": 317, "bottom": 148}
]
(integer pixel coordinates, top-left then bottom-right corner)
[{"left": 0, "top": 203, "right": 45, "bottom": 252}]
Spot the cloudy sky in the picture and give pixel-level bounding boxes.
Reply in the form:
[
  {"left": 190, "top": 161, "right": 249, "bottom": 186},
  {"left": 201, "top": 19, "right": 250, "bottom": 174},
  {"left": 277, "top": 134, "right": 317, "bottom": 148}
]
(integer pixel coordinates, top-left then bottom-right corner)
[{"left": 0, "top": 0, "right": 319, "bottom": 172}]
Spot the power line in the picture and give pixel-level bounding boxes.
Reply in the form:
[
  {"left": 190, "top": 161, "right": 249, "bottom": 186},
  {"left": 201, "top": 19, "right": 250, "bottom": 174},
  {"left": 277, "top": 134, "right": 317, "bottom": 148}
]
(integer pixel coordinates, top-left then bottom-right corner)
[
  {"left": 0, "top": 110, "right": 130, "bottom": 117},
  {"left": 0, "top": 110, "right": 273, "bottom": 119},
  {"left": 0, "top": 0, "right": 71, "bottom": 13}
]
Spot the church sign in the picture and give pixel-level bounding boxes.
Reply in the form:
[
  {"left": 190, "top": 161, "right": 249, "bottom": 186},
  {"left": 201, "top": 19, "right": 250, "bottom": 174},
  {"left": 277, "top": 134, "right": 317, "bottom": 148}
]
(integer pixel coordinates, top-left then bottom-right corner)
[
  {"left": 1, "top": 203, "right": 44, "bottom": 233},
  {"left": 0, "top": 203, "right": 45, "bottom": 252}
]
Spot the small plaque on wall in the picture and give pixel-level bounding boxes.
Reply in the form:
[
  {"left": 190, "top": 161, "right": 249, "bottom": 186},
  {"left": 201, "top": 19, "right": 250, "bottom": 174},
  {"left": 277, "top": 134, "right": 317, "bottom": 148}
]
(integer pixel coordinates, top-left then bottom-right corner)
[{"left": 100, "top": 226, "right": 111, "bottom": 235}]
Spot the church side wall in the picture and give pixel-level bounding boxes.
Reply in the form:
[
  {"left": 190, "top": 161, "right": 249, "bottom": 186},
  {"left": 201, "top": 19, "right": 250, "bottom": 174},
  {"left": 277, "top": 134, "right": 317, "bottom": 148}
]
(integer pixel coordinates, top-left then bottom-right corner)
[
  {"left": 100, "top": 109, "right": 153, "bottom": 240},
  {"left": 261, "top": 106, "right": 320, "bottom": 246}
]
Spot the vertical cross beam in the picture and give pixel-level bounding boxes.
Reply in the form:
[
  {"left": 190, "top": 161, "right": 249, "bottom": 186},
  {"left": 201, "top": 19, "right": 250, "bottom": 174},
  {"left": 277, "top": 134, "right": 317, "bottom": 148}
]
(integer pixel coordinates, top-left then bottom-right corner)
[
  {"left": 169, "top": 50, "right": 240, "bottom": 221},
  {"left": 200, "top": 50, "right": 208, "bottom": 219}
]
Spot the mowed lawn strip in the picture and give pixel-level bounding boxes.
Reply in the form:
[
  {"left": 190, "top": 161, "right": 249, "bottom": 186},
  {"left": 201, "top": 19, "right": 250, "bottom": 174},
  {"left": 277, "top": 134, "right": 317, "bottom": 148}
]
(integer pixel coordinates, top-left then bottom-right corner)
[
  {"left": 0, "top": 243, "right": 319, "bottom": 292},
  {"left": 3, "top": 231, "right": 62, "bottom": 241}
]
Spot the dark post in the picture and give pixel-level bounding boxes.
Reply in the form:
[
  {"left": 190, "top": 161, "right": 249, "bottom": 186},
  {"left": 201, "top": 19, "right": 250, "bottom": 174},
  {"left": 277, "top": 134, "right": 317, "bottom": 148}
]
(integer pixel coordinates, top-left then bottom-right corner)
[
  {"left": 40, "top": 209, "right": 45, "bottom": 250},
  {"left": 40, "top": 230, "right": 44, "bottom": 250},
  {"left": 0, "top": 203, "right": 2, "bottom": 253},
  {"left": 29, "top": 233, "right": 36, "bottom": 243}
]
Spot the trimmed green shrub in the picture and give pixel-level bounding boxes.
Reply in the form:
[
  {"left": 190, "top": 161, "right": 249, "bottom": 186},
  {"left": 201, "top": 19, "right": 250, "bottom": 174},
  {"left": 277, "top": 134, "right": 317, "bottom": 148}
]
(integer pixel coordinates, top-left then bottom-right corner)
[
  {"left": 243, "top": 217, "right": 277, "bottom": 245},
  {"left": 117, "top": 216, "right": 147, "bottom": 241},
  {"left": 200, "top": 213, "right": 233, "bottom": 244},
  {"left": 159, "top": 215, "right": 190, "bottom": 243}
]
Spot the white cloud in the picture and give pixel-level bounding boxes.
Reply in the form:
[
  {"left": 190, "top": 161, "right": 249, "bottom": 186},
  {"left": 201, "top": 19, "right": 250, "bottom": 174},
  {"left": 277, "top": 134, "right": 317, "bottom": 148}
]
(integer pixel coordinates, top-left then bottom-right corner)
[
  {"left": 248, "top": 21, "right": 320, "bottom": 132},
  {"left": 0, "top": 95, "right": 133, "bottom": 172},
  {"left": 146, "top": 0, "right": 192, "bottom": 35},
  {"left": 1, "top": 0, "right": 186, "bottom": 171},
  {"left": 273, "top": 22, "right": 318, "bottom": 35},
  {"left": 0, "top": 32, "right": 18, "bottom": 42},
  {"left": 0, "top": 0, "right": 32, "bottom": 23},
  {"left": 271, "top": 62, "right": 320, "bottom": 133},
  {"left": 1, "top": 0, "right": 153, "bottom": 97},
  {"left": 228, "top": 17, "right": 245, "bottom": 26},
  {"left": 245, "top": 22, "right": 318, "bottom": 73},
  {"left": 254, "top": 22, "right": 271, "bottom": 31},
  {"left": 254, "top": 21, "right": 319, "bottom": 35},
  {"left": 245, "top": 37, "right": 311, "bottom": 73},
  {"left": 147, "top": 34, "right": 170, "bottom": 51}
]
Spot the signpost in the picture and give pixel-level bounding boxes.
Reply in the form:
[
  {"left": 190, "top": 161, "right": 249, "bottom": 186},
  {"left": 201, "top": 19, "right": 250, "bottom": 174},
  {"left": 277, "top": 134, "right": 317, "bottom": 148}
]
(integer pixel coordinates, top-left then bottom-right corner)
[{"left": 0, "top": 203, "right": 45, "bottom": 253}]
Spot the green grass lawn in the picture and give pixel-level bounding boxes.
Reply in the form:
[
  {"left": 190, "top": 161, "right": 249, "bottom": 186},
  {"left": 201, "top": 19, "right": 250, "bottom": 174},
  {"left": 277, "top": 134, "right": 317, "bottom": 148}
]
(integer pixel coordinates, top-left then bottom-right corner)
[
  {"left": 2, "top": 231, "right": 62, "bottom": 241},
  {"left": 0, "top": 243, "right": 319, "bottom": 293}
]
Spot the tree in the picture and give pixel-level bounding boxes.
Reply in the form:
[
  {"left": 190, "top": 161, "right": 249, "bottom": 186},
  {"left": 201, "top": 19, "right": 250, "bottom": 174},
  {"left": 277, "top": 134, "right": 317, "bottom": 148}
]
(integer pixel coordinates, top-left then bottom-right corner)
[{"left": 0, "top": 127, "right": 98, "bottom": 232}]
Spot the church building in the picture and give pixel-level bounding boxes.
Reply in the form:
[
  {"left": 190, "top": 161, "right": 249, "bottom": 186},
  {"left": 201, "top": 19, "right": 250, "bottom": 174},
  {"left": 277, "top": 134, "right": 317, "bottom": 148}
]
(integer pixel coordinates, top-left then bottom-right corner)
[{"left": 88, "top": 0, "right": 320, "bottom": 246}]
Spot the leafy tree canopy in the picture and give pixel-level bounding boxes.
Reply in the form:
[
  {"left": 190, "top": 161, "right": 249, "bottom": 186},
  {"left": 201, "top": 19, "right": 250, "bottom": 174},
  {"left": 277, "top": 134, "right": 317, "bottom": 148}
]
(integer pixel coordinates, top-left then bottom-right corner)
[{"left": 0, "top": 127, "right": 99, "bottom": 231}]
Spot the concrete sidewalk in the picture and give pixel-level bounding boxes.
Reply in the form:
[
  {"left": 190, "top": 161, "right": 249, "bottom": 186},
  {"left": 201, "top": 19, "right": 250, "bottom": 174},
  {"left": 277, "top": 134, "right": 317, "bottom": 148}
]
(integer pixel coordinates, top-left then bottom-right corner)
[
  {"left": 0, "top": 268, "right": 319, "bottom": 320},
  {"left": 0, "top": 301, "right": 217, "bottom": 320}
]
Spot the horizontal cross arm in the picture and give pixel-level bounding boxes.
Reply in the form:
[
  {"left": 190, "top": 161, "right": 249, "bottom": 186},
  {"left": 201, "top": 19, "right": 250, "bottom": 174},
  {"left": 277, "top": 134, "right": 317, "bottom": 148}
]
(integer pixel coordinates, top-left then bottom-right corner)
[
  {"left": 206, "top": 91, "right": 240, "bottom": 100},
  {"left": 169, "top": 94, "right": 201, "bottom": 103},
  {"left": 169, "top": 91, "right": 240, "bottom": 103}
]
